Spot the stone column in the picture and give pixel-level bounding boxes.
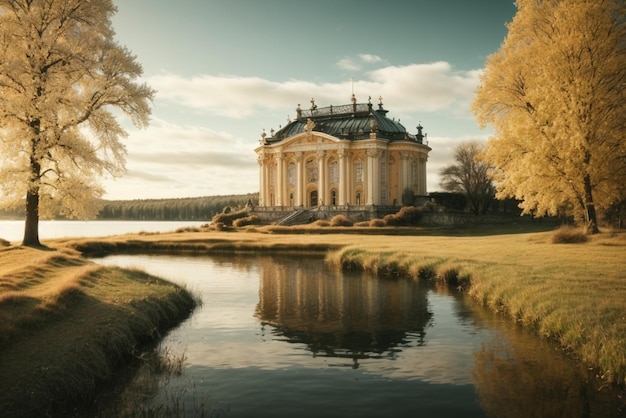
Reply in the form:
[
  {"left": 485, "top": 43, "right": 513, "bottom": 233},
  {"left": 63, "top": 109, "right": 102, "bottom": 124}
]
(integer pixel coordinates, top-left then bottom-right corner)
[
  {"left": 295, "top": 152, "right": 303, "bottom": 206},
  {"left": 366, "top": 148, "right": 380, "bottom": 205},
  {"left": 257, "top": 156, "right": 265, "bottom": 206},
  {"left": 338, "top": 149, "right": 347, "bottom": 205},
  {"left": 317, "top": 150, "right": 326, "bottom": 206},
  {"left": 420, "top": 155, "right": 428, "bottom": 195},
  {"left": 276, "top": 154, "right": 284, "bottom": 206},
  {"left": 399, "top": 151, "right": 410, "bottom": 194}
]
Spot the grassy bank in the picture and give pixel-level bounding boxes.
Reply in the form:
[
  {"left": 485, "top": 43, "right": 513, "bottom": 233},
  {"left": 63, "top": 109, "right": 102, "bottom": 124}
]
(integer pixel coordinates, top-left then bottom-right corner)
[
  {"left": 64, "top": 225, "right": 626, "bottom": 386},
  {"left": 0, "top": 245, "right": 197, "bottom": 417}
]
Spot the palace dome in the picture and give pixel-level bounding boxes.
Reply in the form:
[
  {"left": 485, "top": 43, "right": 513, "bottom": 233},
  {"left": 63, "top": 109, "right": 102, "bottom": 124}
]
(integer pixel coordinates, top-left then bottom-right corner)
[{"left": 264, "top": 97, "right": 426, "bottom": 145}]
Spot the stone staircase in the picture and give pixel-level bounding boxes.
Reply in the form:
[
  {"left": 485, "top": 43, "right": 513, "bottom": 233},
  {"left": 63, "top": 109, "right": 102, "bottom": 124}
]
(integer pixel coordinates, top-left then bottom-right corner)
[{"left": 276, "top": 209, "right": 315, "bottom": 226}]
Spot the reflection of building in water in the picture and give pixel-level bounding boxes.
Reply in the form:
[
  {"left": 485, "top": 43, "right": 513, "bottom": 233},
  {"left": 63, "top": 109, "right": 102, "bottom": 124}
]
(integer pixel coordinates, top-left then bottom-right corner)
[{"left": 255, "top": 257, "right": 432, "bottom": 367}]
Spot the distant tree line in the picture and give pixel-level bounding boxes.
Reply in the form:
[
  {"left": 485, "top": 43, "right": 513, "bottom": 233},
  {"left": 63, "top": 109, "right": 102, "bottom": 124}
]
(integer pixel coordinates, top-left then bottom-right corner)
[
  {"left": 0, "top": 193, "right": 258, "bottom": 221},
  {"left": 97, "top": 193, "right": 258, "bottom": 221},
  {"left": 428, "top": 192, "right": 522, "bottom": 215}
]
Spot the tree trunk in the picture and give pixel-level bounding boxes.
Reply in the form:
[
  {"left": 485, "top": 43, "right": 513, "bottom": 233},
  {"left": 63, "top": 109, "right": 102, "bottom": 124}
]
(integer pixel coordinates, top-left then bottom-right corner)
[
  {"left": 23, "top": 137, "right": 42, "bottom": 247},
  {"left": 583, "top": 174, "right": 599, "bottom": 235},
  {"left": 22, "top": 188, "right": 41, "bottom": 247}
]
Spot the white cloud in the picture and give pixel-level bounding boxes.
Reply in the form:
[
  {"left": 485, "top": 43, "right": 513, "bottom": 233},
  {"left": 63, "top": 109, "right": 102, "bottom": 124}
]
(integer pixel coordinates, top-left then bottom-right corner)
[
  {"left": 358, "top": 53, "right": 383, "bottom": 63},
  {"left": 102, "top": 117, "right": 259, "bottom": 200},
  {"left": 336, "top": 58, "right": 361, "bottom": 72},
  {"left": 148, "top": 61, "right": 481, "bottom": 118}
]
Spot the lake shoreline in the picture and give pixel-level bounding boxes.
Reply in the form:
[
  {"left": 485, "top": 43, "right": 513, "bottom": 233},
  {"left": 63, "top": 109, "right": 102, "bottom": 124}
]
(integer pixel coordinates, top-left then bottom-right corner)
[
  {"left": 1, "top": 225, "right": 625, "bottom": 415},
  {"left": 0, "top": 245, "right": 198, "bottom": 417},
  {"left": 65, "top": 226, "right": 626, "bottom": 387}
]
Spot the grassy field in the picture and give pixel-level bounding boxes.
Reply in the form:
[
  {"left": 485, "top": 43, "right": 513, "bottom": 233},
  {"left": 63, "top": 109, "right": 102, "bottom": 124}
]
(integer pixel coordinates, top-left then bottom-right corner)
[
  {"left": 1, "top": 223, "right": 625, "bottom": 415},
  {"left": 0, "top": 245, "right": 197, "bottom": 417}
]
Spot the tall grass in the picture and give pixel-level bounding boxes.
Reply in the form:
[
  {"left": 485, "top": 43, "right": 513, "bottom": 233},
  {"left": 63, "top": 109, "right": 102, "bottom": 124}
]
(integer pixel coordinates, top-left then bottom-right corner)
[{"left": 0, "top": 246, "right": 198, "bottom": 417}]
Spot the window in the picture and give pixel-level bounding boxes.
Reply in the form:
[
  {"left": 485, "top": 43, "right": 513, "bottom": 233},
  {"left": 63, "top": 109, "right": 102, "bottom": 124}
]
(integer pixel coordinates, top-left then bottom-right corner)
[
  {"left": 329, "top": 160, "right": 339, "bottom": 184},
  {"left": 310, "top": 190, "right": 318, "bottom": 206},
  {"left": 331, "top": 190, "right": 337, "bottom": 206},
  {"left": 288, "top": 162, "right": 296, "bottom": 186},
  {"left": 355, "top": 160, "right": 363, "bottom": 183},
  {"left": 306, "top": 159, "right": 318, "bottom": 182},
  {"left": 381, "top": 161, "right": 387, "bottom": 185},
  {"left": 270, "top": 166, "right": 276, "bottom": 187}
]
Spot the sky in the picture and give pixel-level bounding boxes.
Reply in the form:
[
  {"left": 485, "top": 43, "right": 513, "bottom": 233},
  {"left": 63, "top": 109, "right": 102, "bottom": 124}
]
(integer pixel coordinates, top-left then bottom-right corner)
[{"left": 105, "top": 0, "right": 518, "bottom": 201}]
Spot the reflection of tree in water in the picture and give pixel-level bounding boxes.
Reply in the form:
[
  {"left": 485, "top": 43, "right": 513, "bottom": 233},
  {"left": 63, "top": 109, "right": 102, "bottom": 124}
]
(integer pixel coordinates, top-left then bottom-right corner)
[
  {"left": 467, "top": 303, "right": 626, "bottom": 418},
  {"left": 254, "top": 256, "right": 432, "bottom": 368}
]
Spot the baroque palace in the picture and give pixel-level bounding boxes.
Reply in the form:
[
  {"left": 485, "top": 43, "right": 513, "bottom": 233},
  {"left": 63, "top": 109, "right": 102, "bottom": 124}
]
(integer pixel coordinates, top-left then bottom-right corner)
[{"left": 253, "top": 96, "right": 431, "bottom": 224}]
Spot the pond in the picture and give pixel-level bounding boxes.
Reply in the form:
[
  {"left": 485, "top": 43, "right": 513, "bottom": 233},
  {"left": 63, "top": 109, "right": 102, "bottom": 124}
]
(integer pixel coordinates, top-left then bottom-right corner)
[{"left": 92, "top": 254, "right": 623, "bottom": 418}]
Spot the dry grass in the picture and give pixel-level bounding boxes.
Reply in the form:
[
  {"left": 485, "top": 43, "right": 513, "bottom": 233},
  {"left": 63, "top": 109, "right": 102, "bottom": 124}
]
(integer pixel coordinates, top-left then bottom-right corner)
[
  {"left": 0, "top": 245, "right": 197, "bottom": 417},
  {"left": 551, "top": 225, "right": 589, "bottom": 244}
]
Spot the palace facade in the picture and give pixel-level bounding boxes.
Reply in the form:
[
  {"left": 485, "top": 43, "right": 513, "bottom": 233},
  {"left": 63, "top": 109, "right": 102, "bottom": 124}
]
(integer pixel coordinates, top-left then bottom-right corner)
[{"left": 254, "top": 96, "right": 431, "bottom": 222}]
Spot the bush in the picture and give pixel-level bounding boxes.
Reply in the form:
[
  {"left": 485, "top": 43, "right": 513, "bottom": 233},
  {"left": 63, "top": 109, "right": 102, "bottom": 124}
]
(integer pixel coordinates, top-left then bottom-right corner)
[
  {"left": 233, "top": 215, "right": 261, "bottom": 227},
  {"left": 212, "top": 208, "right": 248, "bottom": 226},
  {"left": 551, "top": 226, "right": 589, "bottom": 244},
  {"left": 330, "top": 214, "right": 353, "bottom": 227},
  {"left": 383, "top": 206, "right": 423, "bottom": 226},
  {"left": 312, "top": 219, "right": 330, "bottom": 227},
  {"left": 369, "top": 218, "right": 386, "bottom": 227},
  {"left": 175, "top": 226, "right": 200, "bottom": 233}
]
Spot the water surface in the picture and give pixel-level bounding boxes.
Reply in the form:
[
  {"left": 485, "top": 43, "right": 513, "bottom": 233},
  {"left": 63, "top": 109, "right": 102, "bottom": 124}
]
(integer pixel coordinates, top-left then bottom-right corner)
[
  {"left": 93, "top": 254, "right": 623, "bottom": 418},
  {"left": 0, "top": 220, "right": 203, "bottom": 242}
]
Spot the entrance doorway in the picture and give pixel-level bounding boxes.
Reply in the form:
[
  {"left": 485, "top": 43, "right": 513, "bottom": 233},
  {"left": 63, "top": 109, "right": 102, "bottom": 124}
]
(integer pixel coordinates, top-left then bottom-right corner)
[{"left": 310, "top": 190, "right": 318, "bottom": 207}]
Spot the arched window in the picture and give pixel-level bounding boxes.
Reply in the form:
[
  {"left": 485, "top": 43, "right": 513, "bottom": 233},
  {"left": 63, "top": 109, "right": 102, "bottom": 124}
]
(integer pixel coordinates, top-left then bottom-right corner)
[
  {"left": 356, "top": 191, "right": 361, "bottom": 206},
  {"left": 330, "top": 189, "right": 337, "bottom": 206},
  {"left": 310, "top": 190, "right": 318, "bottom": 207}
]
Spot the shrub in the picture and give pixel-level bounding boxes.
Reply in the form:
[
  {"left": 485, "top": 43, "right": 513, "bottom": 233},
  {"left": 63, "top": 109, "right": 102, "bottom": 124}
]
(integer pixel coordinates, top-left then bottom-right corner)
[
  {"left": 212, "top": 208, "right": 248, "bottom": 226},
  {"left": 330, "top": 214, "right": 353, "bottom": 227},
  {"left": 175, "top": 226, "right": 200, "bottom": 233},
  {"left": 551, "top": 226, "right": 589, "bottom": 244},
  {"left": 383, "top": 206, "right": 423, "bottom": 226},
  {"left": 233, "top": 215, "right": 261, "bottom": 227},
  {"left": 369, "top": 218, "right": 386, "bottom": 227},
  {"left": 312, "top": 219, "right": 330, "bottom": 227},
  {"left": 0, "top": 238, "right": 10, "bottom": 247}
]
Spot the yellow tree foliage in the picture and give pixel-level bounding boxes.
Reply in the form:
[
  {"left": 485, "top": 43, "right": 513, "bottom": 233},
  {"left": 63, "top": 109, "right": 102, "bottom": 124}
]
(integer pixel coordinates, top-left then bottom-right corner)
[
  {"left": 0, "top": 0, "right": 155, "bottom": 246},
  {"left": 472, "top": 0, "right": 626, "bottom": 233}
]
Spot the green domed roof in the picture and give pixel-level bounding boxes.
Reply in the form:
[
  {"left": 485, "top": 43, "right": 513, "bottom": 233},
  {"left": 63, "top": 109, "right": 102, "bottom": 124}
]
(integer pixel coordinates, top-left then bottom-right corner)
[{"left": 264, "top": 98, "right": 426, "bottom": 145}]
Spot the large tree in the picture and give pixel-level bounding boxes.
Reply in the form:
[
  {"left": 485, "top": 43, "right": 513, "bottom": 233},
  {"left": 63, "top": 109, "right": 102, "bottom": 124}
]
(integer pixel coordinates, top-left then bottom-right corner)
[
  {"left": 472, "top": 0, "right": 626, "bottom": 233},
  {"left": 0, "top": 0, "right": 154, "bottom": 246},
  {"left": 439, "top": 140, "right": 495, "bottom": 215}
]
